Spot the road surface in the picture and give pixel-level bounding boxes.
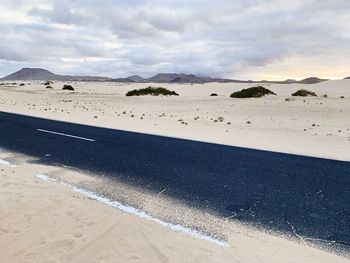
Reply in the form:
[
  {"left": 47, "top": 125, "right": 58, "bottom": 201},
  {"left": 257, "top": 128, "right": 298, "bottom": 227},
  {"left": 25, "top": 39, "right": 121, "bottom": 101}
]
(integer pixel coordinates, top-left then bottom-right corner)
[{"left": 0, "top": 111, "right": 349, "bottom": 251}]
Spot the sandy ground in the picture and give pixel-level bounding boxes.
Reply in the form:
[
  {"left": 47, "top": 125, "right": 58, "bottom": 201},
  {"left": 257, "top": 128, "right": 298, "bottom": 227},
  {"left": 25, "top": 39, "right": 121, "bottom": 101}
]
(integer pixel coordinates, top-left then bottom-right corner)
[
  {"left": 0, "top": 80, "right": 349, "bottom": 161},
  {"left": 0, "top": 80, "right": 349, "bottom": 262},
  {"left": 0, "top": 153, "right": 233, "bottom": 262},
  {"left": 0, "top": 151, "right": 348, "bottom": 263}
]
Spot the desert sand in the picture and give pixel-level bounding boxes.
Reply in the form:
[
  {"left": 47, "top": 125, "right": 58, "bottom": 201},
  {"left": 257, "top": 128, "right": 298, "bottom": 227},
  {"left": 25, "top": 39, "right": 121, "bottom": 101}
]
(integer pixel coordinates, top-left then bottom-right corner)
[
  {"left": 0, "top": 80, "right": 349, "bottom": 161},
  {"left": 0, "top": 80, "right": 349, "bottom": 262},
  {"left": 0, "top": 151, "right": 348, "bottom": 263}
]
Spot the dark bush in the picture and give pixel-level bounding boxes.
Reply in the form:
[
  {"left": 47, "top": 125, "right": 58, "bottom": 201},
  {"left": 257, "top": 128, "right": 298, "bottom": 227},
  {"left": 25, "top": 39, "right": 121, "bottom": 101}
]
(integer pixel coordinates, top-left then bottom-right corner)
[
  {"left": 19, "top": 83, "right": 25, "bottom": 86},
  {"left": 292, "top": 89, "right": 317, "bottom": 97},
  {"left": 210, "top": 93, "right": 218, "bottom": 96},
  {"left": 44, "top": 81, "right": 53, "bottom": 85},
  {"left": 126, "top": 86, "right": 178, "bottom": 96},
  {"left": 46, "top": 85, "right": 53, "bottom": 89},
  {"left": 230, "top": 86, "right": 276, "bottom": 98},
  {"left": 62, "top": 84, "right": 74, "bottom": 91}
]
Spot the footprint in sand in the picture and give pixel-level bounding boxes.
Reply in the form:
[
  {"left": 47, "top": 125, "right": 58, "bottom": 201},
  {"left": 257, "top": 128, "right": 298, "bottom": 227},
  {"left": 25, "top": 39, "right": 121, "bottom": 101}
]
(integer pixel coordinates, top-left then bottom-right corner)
[
  {"left": 86, "top": 221, "right": 96, "bottom": 227},
  {"left": 73, "top": 232, "right": 84, "bottom": 238},
  {"left": 65, "top": 210, "right": 73, "bottom": 216},
  {"left": 0, "top": 227, "right": 9, "bottom": 234}
]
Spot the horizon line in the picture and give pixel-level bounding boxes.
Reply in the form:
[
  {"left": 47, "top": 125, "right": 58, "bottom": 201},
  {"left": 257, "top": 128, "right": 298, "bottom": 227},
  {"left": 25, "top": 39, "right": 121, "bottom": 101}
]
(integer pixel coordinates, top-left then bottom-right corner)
[{"left": 1, "top": 67, "right": 349, "bottom": 82}]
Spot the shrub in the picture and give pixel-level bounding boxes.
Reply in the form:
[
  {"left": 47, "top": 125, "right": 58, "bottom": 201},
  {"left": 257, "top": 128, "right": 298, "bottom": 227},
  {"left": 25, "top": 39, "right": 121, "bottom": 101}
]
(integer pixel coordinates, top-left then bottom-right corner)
[
  {"left": 210, "top": 93, "right": 218, "bottom": 96},
  {"left": 126, "top": 86, "right": 178, "bottom": 96},
  {"left": 19, "top": 83, "right": 25, "bottom": 86},
  {"left": 46, "top": 85, "right": 53, "bottom": 89},
  {"left": 62, "top": 84, "right": 74, "bottom": 91},
  {"left": 44, "top": 81, "right": 53, "bottom": 85},
  {"left": 292, "top": 89, "right": 317, "bottom": 97},
  {"left": 230, "top": 86, "right": 276, "bottom": 98}
]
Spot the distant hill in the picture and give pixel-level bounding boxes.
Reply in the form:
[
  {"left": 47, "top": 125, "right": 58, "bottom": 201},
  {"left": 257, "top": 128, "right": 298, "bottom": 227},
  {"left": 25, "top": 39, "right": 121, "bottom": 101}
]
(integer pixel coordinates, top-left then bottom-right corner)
[
  {"left": 127, "top": 75, "right": 144, "bottom": 82},
  {"left": 142, "top": 73, "right": 331, "bottom": 84},
  {"left": 145, "top": 73, "right": 183, "bottom": 83},
  {"left": 298, "top": 77, "right": 329, "bottom": 84},
  {"left": 169, "top": 74, "right": 211, "bottom": 83},
  {"left": 258, "top": 77, "right": 328, "bottom": 85},
  {"left": 0, "top": 68, "right": 112, "bottom": 81},
  {"left": 284, "top": 79, "right": 298, "bottom": 83},
  {"left": 144, "top": 73, "right": 241, "bottom": 83},
  {"left": 1, "top": 68, "right": 60, "bottom": 81},
  {"left": 0, "top": 68, "right": 336, "bottom": 84},
  {"left": 170, "top": 74, "right": 201, "bottom": 83}
]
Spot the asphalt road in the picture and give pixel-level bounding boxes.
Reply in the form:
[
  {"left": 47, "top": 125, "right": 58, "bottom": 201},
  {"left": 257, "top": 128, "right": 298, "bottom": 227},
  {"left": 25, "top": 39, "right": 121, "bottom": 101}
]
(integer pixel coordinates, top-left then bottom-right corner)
[{"left": 0, "top": 111, "right": 349, "bottom": 251}]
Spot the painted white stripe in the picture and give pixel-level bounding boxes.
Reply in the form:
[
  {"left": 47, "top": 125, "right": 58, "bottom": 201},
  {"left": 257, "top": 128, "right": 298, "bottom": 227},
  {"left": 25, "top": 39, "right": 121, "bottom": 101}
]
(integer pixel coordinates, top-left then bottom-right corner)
[
  {"left": 37, "top": 129, "right": 95, "bottom": 142},
  {"left": 35, "top": 173, "right": 228, "bottom": 247}
]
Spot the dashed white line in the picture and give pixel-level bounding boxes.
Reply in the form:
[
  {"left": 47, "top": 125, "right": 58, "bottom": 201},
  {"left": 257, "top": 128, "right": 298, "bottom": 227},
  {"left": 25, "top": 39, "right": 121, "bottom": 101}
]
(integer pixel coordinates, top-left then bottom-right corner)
[{"left": 37, "top": 129, "right": 95, "bottom": 142}]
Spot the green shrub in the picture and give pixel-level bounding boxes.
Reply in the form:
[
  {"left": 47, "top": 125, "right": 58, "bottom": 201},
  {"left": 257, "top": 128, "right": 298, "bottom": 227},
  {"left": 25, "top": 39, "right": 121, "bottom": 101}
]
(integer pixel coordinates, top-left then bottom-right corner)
[
  {"left": 292, "top": 89, "right": 317, "bottom": 97},
  {"left": 62, "top": 84, "right": 74, "bottom": 91},
  {"left": 230, "top": 86, "right": 276, "bottom": 98},
  {"left": 126, "top": 86, "right": 178, "bottom": 96}
]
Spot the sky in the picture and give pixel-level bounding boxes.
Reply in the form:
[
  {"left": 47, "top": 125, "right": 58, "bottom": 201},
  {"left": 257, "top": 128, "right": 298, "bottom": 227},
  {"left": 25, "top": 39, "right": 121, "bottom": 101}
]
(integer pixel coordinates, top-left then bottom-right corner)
[{"left": 0, "top": 0, "right": 349, "bottom": 80}]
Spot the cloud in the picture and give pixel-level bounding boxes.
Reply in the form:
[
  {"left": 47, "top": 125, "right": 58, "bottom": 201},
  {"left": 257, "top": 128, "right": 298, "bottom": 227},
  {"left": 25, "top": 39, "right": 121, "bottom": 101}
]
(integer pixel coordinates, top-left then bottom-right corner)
[{"left": 0, "top": 0, "right": 349, "bottom": 79}]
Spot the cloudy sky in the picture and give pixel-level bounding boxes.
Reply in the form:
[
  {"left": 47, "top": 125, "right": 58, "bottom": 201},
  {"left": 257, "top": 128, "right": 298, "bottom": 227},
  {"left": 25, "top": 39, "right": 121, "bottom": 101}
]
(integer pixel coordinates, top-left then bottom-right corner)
[{"left": 0, "top": 0, "right": 349, "bottom": 80}]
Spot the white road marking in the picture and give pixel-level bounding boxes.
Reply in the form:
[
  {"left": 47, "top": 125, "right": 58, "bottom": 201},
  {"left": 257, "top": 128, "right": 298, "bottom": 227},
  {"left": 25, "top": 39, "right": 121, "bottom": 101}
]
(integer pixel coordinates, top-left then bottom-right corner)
[{"left": 37, "top": 129, "right": 95, "bottom": 142}]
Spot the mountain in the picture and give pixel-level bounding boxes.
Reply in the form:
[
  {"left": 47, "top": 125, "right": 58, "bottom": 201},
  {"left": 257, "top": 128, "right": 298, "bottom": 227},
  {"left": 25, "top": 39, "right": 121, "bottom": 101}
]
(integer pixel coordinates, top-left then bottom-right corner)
[
  {"left": 144, "top": 73, "right": 241, "bottom": 83},
  {"left": 127, "top": 75, "right": 144, "bottom": 82},
  {"left": 211, "top": 77, "right": 243, "bottom": 83},
  {"left": 0, "top": 68, "right": 112, "bottom": 81},
  {"left": 256, "top": 77, "right": 328, "bottom": 85},
  {"left": 1, "top": 68, "right": 60, "bottom": 81},
  {"left": 1, "top": 68, "right": 337, "bottom": 84},
  {"left": 283, "top": 79, "right": 298, "bottom": 83},
  {"left": 169, "top": 74, "right": 209, "bottom": 83},
  {"left": 0, "top": 69, "right": 226, "bottom": 83},
  {"left": 298, "top": 77, "right": 329, "bottom": 84},
  {"left": 145, "top": 73, "right": 182, "bottom": 83}
]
